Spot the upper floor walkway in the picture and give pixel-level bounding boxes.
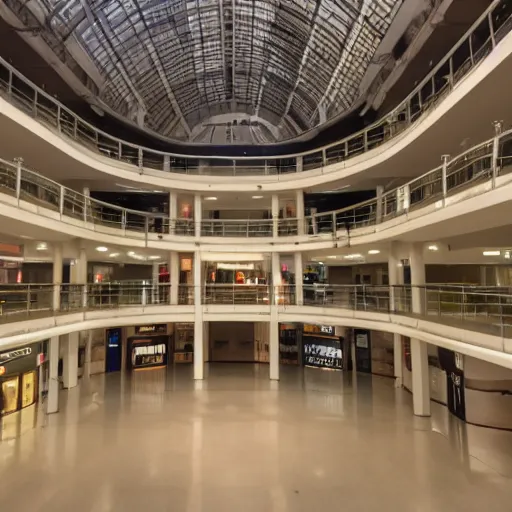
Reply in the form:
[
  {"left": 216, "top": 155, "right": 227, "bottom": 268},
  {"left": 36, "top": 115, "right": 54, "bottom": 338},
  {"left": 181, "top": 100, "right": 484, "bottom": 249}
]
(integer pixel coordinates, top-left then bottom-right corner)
[
  {"left": 0, "top": 129, "right": 512, "bottom": 252},
  {"left": 0, "top": 282, "right": 511, "bottom": 372},
  {"left": 0, "top": 0, "right": 511, "bottom": 192}
]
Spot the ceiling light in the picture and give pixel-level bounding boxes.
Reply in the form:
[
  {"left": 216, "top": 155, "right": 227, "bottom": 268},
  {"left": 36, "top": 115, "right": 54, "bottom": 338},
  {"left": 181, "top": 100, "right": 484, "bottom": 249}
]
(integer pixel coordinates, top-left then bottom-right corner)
[
  {"left": 36, "top": 242, "right": 48, "bottom": 251},
  {"left": 505, "top": 251, "right": 511, "bottom": 260},
  {"left": 344, "top": 253, "right": 363, "bottom": 260},
  {"left": 204, "top": 196, "right": 217, "bottom": 201},
  {"left": 109, "top": 253, "right": 120, "bottom": 258},
  {"left": 128, "top": 251, "right": 135, "bottom": 256},
  {"left": 368, "top": 250, "right": 380, "bottom": 255},
  {"left": 96, "top": 246, "right": 108, "bottom": 252},
  {"left": 327, "top": 255, "right": 337, "bottom": 259},
  {"left": 428, "top": 245, "right": 438, "bottom": 251},
  {"left": 483, "top": 251, "right": 501, "bottom": 256},
  {"left": 252, "top": 195, "right": 264, "bottom": 199},
  {"left": 148, "top": 255, "right": 161, "bottom": 260}
]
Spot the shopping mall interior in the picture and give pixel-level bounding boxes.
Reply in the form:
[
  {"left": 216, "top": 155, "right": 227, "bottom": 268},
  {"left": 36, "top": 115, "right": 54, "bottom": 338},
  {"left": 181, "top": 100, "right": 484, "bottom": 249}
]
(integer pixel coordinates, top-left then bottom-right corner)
[{"left": 2, "top": 0, "right": 512, "bottom": 509}]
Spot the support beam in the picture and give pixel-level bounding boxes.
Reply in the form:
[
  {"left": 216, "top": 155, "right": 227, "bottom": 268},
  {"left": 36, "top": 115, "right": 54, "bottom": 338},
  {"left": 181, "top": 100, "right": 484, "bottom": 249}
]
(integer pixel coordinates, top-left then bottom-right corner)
[
  {"left": 194, "top": 194, "right": 202, "bottom": 238},
  {"left": 169, "top": 251, "right": 180, "bottom": 305},
  {"left": 194, "top": 251, "right": 204, "bottom": 380},
  {"left": 47, "top": 336, "right": 60, "bottom": 414},
  {"left": 62, "top": 332, "right": 79, "bottom": 390},
  {"left": 294, "top": 251, "right": 303, "bottom": 305},
  {"left": 169, "top": 191, "right": 177, "bottom": 235},
  {"left": 295, "top": 190, "right": 305, "bottom": 236},
  {"left": 52, "top": 243, "right": 63, "bottom": 311},
  {"left": 271, "top": 194, "right": 279, "bottom": 238}
]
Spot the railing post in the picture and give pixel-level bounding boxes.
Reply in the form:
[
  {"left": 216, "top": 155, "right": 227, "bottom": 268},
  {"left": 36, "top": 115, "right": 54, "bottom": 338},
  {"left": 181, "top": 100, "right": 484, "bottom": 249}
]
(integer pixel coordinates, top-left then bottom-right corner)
[
  {"left": 142, "top": 285, "right": 147, "bottom": 307},
  {"left": 492, "top": 120, "right": 503, "bottom": 188},
  {"left": 441, "top": 154, "right": 450, "bottom": 205},
  {"left": 82, "top": 284, "right": 88, "bottom": 309},
  {"left": 59, "top": 185, "right": 64, "bottom": 218},
  {"left": 138, "top": 147, "right": 143, "bottom": 173},
  {"left": 14, "top": 157, "right": 23, "bottom": 200}
]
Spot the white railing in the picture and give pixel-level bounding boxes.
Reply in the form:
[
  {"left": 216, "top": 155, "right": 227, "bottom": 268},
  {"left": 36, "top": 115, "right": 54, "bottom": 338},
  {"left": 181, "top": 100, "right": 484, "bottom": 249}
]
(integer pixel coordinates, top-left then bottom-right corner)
[
  {"left": 0, "top": 127, "right": 511, "bottom": 240},
  {"left": 0, "top": 0, "right": 509, "bottom": 176},
  {"left": 1, "top": 283, "right": 511, "bottom": 339}
]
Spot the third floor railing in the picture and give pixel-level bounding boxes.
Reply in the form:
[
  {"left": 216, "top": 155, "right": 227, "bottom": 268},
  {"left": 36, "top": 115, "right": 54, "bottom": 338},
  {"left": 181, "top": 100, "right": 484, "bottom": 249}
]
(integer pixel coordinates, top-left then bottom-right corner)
[{"left": 0, "top": 0, "right": 509, "bottom": 176}]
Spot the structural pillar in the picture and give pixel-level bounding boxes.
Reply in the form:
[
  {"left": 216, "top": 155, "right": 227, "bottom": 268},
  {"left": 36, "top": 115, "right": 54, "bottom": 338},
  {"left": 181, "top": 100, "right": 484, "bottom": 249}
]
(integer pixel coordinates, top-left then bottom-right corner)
[
  {"left": 169, "top": 251, "right": 180, "bottom": 305},
  {"left": 376, "top": 185, "right": 384, "bottom": 224},
  {"left": 270, "top": 252, "right": 281, "bottom": 380},
  {"left": 271, "top": 194, "right": 279, "bottom": 238},
  {"left": 388, "top": 242, "right": 403, "bottom": 387},
  {"left": 169, "top": 191, "right": 177, "bottom": 234},
  {"left": 295, "top": 189, "right": 305, "bottom": 236},
  {"left": 152, "top": 261, "right": 160, "bottom": 304},
  {"left": 83, "top": 330, "right": 93, "bottom": 380},
  {"left": 193, "top": 250, "right": 204, "bottom": 380},
  {"left": 47, "top": 336, "right": 60, "bottom": 414},
  {"left": 194, "top": 194, "right": 202, "bottom": 238},
  {"left": 62, "top": 332, "right": 79, "bottom": 390},
  {"left": 52, "top": 243, "right": 63, "bottom": 311},
  {"left": 294, "top": 251, "right": 303, "bottom": 305},
  {"left": 409, "top": 243, "right": 430, "bottom": 417}
]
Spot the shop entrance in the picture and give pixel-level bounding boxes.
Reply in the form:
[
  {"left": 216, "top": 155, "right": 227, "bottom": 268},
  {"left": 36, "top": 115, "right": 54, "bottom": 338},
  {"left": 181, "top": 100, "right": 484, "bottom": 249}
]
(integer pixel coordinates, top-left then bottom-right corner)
[{"left": 209, "top": 322, "right": 256, "bottom": 362}]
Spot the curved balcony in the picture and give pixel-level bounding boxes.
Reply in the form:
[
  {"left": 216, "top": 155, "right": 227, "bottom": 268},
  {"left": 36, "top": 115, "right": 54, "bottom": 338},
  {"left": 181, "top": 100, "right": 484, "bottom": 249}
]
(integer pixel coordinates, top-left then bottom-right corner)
[
  {"left": 0, "top": 1, "right": 510, "bottom": 183},
  {"left": 0, "top": 130, "right": 511, "bottom": 251},
  {"left": 1, "top": 283, "right": 511, "bottom": 371}
]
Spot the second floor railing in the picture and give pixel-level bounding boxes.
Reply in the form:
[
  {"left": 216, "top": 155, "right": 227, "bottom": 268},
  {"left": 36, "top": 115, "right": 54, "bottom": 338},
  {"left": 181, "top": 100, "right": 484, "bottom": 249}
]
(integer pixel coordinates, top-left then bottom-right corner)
[
  {"left": 0, "top": 0, "right": 509, "bottom": 176},
  {"left": 0, "top": 125, "right": 511, "bottom": 241},
  {"left": 1, "top": 283, "right": 511, "bottom": 340}
]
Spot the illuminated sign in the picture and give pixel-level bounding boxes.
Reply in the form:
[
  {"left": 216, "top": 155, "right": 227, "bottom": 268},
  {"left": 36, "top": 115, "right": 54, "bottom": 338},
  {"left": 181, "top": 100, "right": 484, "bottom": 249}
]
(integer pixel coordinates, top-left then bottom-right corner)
[
  {"left": 134, "top": 324, "right": 167, "bottom": 335},
  {"left": 0, "top": 347, "right": 32, "bottom": 365}
]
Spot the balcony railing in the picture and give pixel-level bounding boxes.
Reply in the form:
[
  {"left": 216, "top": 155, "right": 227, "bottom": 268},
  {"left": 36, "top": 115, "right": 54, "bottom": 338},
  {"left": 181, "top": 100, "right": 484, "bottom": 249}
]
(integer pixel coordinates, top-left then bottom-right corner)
[
  {"left": 1, "top": 283, "right": 511, "bottom": 341},
  {"left": 0, "top": 125, "right": 511, "bottom": 241},
  {"left": 0, "top": 0, "right": 509, "bottom": 176}
]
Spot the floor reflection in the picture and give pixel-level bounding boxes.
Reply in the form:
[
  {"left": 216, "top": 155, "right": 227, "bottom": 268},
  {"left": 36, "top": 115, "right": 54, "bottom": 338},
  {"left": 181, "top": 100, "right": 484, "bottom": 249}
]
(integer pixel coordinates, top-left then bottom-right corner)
[{"left": 1, "top": 364, "right": 512, "bottom": 511}]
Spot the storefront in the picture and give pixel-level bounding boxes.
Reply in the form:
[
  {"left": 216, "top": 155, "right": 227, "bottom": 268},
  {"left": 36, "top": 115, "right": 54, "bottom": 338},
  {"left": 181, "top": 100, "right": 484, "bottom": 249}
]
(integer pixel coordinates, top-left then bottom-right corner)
[
  {"left": 126, "top": 324, "right": 170, "bottom": 371},
  {"left": 174, "top": 323, "right": 194, "bottom": 363},
  {"left": 279, "top": 324, "right": 300, "bottom": 365},
  {"left": 0, "top": 342, "right": 45, "bottom": 418},
  {"left": 302, "top": 324, "right": 343, "bottom": 370}
]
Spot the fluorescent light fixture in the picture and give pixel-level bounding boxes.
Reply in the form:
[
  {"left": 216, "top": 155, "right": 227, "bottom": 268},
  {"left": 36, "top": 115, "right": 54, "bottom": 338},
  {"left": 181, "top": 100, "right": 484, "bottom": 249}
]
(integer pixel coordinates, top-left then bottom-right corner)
[
  {"left": 204, "top": 196, "right": 217, "bottom": 201},
  {"left": 36, "top": 242, "right": 48, "bottom": 251},
  {"left": 428, "top": 245, "right": 438, "bottom": 251},
  {"left": 344, "top": 253, "right": 363, "bottom": 260},
  {"left": 96, "top": 246, "right": 108, "bottom": 252},
  {"left": 127, "top": 251, "right": 135, "bottom": 256},
  {"left": 368, "top": 250, "right": 380, "bottom": 255},
  {"left": 327, "top": 255, "right": 337, "bottom": 259},
  {"left": 109, "top": 253, "right": 120, "bottom": 258},
  {"left": 505, "top": 251, "right": 511, "bottom": 260},
  {"left": 318, "top": 262, "right": 324, "bottom": 265},
  {"left": 252, "top": 195, "right": 264, "bottom": 199},
  {"left": 483, "top": 251, "right": 501, "bottom": 256},
  {"left": 148, "top": 255, "right": 161, "bottom": 260}
]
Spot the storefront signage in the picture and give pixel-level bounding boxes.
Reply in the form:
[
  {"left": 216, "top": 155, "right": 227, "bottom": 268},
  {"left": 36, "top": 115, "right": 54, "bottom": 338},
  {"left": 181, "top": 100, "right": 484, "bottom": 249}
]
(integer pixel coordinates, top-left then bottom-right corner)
[
  {"left": 303, "top": 338, "right": 342, "bottom": 370},
  {"left": 0, "top": 347, "right": 32, "bottom": 365},
  {"left": 320, "top": 325, "right": 334, "bottom": 335},
  {"left": 134, "top": 324, "right": 167, "bottom": 335},
  {"left": 303, "top": 324, "right": 334, "bottom": 335}
]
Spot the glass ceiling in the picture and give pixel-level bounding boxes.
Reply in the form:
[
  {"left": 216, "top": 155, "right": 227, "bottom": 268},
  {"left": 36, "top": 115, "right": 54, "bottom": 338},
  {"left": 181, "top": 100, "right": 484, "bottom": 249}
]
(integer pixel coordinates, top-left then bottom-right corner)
[{"left": 6, "top": 0, "right": 404, "bottom": 142}]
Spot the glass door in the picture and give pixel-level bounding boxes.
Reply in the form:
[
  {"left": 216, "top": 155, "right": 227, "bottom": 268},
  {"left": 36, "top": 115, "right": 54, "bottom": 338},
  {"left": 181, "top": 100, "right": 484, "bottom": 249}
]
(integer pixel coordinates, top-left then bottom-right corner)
[
  {"left": 1, "top": 377, "right": 20, "bottom": 415},
  {"left": 21, "top": 371, "right": 36, "bottom": 408}
]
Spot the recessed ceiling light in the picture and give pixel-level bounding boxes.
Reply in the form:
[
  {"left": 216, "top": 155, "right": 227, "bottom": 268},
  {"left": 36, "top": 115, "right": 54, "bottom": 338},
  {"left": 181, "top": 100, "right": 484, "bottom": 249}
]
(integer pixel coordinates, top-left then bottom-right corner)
[
  {"left": 36, "top": 242, "right": 48, "bottom": 251},
  {"left": 204, "top": 196, "right": 217, "bottom": 201},
  {"left": 252, "top": 195, "right": 264, "bottom": 199},
  {"left": 428, "top": 245, "right": 439, "bottom": 251},
  {"left": 109, "top": 253, "right": 120, "bottom": 258},
  {"left": 96, "top": 246, "right": 108, "bottom": 252},
  {"left": 148, "top": 255, "right": 161, "bottom": 260},
  {"left": 368, "top": 250, "right": 380, "bottom": 255},
  {"left": 483, "top": 250, "right": 501, "bottom": 256}
]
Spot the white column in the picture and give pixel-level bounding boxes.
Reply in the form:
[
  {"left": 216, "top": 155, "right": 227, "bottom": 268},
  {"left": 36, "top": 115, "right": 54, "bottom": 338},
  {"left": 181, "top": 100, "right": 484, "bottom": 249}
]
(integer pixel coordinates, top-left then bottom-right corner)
[
  {"left": 294, "top": 251, "right": 303, "bottom": 305},
  {"left": 194, "top": 194, "right": 202, "bottom": 238},
  {"left": 271, "top": 194, "right": 279, "bottom": 238},
  {"left": 203, "top": 321, "right": 210, "bottom": 363},
  {"left": 388, "top": 242, "right": 403, "bottom": 387},
  {"left": 47, "top": 336, "right": 60, "bottom": 414},
  {"left": 62, "top": 332, "right": 79, "bottom": 390},
  {"left": 169, "top": 191, "right": 177, "bottom": 234},
  {"left": 193, "top": 250, "right": 204, "bottom": 380},
  {"left": 83, "top": 330, "right": 92, "bottom": 380},
  {"left": 295, "top": 189, "right": 305, "bottom": 236},
  {"left": 169, "top": 251, "right": 180, "bottom": 305},
  {"left": 83, "top": 187, "right": 90, "bottom": 223},
  {"left": 409, "top": 243, "right": 430, "bottom": 416},
  {"left": 152, "top": 261, "right": 159, "bottom": 304},
  {"left": 52, "top": 243, "right": 63, "bottom": 311},
  {"left": 376, "top": 185, "right": 384, "bottom": 224},
  {"left": 270, "top": 252, "right": 280, "bottom": 380}
]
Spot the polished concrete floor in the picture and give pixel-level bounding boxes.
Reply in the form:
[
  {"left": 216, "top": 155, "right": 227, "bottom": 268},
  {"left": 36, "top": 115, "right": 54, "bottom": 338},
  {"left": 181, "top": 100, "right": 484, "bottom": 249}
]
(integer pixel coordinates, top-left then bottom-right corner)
[{"left": 2, "top": 364, "right": 512, "bottom": 511}]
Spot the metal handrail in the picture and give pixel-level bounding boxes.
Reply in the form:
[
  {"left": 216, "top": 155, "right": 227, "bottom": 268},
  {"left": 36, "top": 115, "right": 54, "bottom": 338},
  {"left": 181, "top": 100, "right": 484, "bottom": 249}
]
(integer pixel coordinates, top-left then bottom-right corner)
[
  {"left": 1, "top": 124, "right": 512, "bottom": 239},
  {"left": 0, "top": 0, "right": 509, "bottom": 175},
  {"left": 1, "top": 284, "right": 511, "bottom": 339}
]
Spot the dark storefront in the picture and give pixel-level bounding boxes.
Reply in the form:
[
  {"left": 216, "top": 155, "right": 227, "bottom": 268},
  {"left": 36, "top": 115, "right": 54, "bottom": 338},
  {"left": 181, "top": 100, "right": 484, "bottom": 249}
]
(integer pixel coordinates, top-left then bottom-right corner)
[
  {"left": 302, "top": 325, "right": 343, "bottom": 370},
  {"left": 127, "top": 324, "right": 170, "bottom": 371}
]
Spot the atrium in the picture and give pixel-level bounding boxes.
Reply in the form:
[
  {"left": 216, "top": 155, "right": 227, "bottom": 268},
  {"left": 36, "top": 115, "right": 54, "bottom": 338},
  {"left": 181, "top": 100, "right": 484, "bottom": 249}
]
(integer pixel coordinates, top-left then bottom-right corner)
[{"left": 2, "top": 0, "right": 512, "bottom": 510}]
